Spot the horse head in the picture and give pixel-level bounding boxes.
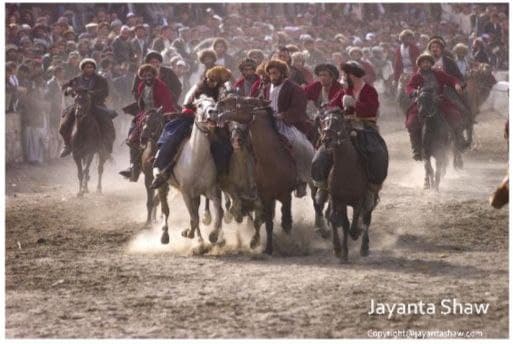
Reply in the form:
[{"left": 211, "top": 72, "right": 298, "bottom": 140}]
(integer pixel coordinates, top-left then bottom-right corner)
[
  {"left": 140, "top": 106, "right": 165, "bottom": 147},
  {"left": 228, "top": 121, "right": 249, "bottom": 151},
  {"left": 320, "top": 107, "right": 350, "bottom": 149},
  {"left": 216, "top": 94, "right": 271, "bottom": 125},
  {"left": 416, "top": 87, "right": 440, "bottom": 121},
  {"left": 74, "top": 89, "right": 93, "bottom": 121},
  {"left": 193, "top": 95, "right": 218, "bottom": 133}
]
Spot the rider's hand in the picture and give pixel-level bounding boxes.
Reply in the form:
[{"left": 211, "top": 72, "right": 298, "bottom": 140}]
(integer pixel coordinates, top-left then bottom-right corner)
[
  {"left": 342, "top": 95, "right": 355, "bottom": 108},
  {"left": 455, "top": 84, "right": 463, "bottom": 94},
  {"left": 275, "top": 112, "right": 284, "bottom": 120}
]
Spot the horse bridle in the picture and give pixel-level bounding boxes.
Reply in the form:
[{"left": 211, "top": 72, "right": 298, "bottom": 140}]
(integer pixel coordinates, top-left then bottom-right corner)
[{"left": 321, "top": 110, "right": 351, "bottom": 146}]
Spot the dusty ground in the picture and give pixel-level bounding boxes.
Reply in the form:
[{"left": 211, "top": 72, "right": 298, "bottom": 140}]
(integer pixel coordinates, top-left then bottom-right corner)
[{"left": 5, "top": 107, "right": 509, "bottom": 338}]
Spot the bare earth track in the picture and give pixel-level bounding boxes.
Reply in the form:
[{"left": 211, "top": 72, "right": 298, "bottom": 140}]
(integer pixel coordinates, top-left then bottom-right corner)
[{"left": 5, "top": 109, "right": 508, "bottom": 338}]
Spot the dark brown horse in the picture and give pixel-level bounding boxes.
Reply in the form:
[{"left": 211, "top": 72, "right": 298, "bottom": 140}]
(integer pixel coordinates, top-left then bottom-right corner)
[
  {"left": 217, "top": 95, "right": 296, "bottom": 255},
  {"left": 139, "top": 107, "right": 168, "bottom": 225},
  {"left": 320, "top": 109, "right": 377, "bottom": 262},
  {"left": 70, "top": 89, "right": 108, "bottom": 197}
]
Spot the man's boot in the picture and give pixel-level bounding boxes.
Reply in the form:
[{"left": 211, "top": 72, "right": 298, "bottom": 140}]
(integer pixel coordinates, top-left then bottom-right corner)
[
  {"left": 119, "top": 146, "right": 141, "bottom": 182},
  {"left": 150, "top": 166, "right": 171, "bottom": 189},
  {"left": 59, "top": 145, "right": 72, "bottom": 158},
  {"left": 409, "top": 131, "right": 422, "bottom": 161}
]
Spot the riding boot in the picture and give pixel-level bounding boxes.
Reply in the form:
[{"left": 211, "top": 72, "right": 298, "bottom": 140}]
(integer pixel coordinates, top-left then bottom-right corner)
[
  {"left": 59, "top": 108, "right": 75, "bottom": 158},
  {"left": 454, "top": 128, "right": 470, "bottom": 152},
  {"left": 150, "top": 165, "right": 171, "bottom": 189},
  {"left": 409, "top": 131, "right": 422, "bottom": 161},
  {"left": 119, "top": 146, "right": 141, "bottom": 182}
]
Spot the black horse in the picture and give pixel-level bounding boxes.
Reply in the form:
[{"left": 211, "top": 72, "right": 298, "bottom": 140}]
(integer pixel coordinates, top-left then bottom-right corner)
[{"left": 415, "top": 87, "right": 451, "bottom": 191}]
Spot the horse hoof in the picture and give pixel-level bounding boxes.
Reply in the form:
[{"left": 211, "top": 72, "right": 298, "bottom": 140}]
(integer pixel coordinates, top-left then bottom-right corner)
[
  {"left": 360, "top": 248, "right": 369, "bottom": 257},
  {"left": 209, "top": 231, "right": 219, "bottom": 244},
  {"left": 315, "top": 227, "right": 330, "bottom": 239},
  {"left": 282, "top": 222, "right": 292, "bottom": 234},
  {"left": 181, "top": 229, "right": 190, "bottom": 238},
  {"left": 216, "top": 238, "right": 226, "bottom": 247},
  {"left": 264, "top": 247, "right": 273, "bottom": 255},
  {"left": 161, "top": 232, "right": 170, "bottom": 245},
  {"left": 250, "top": 236, "right": 260, "bottom": 249},
  {"left": 187, "top": 229, "right": 195, "bottom": 239},
  {"left": 202, "top": 212, "right": 212, "bottom": 226}
]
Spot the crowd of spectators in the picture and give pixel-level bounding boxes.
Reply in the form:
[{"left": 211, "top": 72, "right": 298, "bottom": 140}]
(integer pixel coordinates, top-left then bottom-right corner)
[{"left": 5, "top": 2, "right": 509, "bottom": 164}]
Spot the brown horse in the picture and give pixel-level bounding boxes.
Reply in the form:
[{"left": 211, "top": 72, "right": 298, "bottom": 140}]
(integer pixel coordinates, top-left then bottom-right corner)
[
  {"left": 217, "top": 95, "right": 297, "bottom": 255},
  {"left": 464, "top": 63, "right": 497, "bottom": 146},
  {"left": 70, "top": 89, "right": 109, "bottom": 197},
  {"left": 139, "top": 107, "right": 168, "bottom": 225},
  {"left": 320, "top": 109, "right": 377, "bottom": 262},
  {"left": 491, "top": 174, "right": 509, "bottom": 209}
]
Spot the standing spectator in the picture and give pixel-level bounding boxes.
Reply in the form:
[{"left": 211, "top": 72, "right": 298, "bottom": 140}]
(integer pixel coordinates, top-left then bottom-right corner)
[
  {"left": 453, "top": 43, "right": 470, "bottom": 76},
  {"left": 212, "top": 37, "right": 236, "bottom": 72},
  {"left": 289, "top": 51, "right": 313, "bottom": 86},
  {"left": 131, "top": 24, "right": 149, "bottom": 64},
  {"left": 151, "top": 24, "right": 174, "bottom": 53},
  {"left": 112, "top": 25, "right": 133, "bottom": 64}
]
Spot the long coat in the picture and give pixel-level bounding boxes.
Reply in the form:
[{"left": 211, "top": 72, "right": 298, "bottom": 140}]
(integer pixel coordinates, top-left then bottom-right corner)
[
  {"left": 393, "top": 43, "right": 420, "bottom": 82},
  {"left": 233, "top": 76, "right": 261, "bottom": 97},
  {"left": 304, "top": 80, "right": 343, "bottom": 108},
  {"left": 329, "top": 83, "right": 380, "bottom": 120},
  {"left": 265, "top": 79, "right": 313, "bottom": 137}
]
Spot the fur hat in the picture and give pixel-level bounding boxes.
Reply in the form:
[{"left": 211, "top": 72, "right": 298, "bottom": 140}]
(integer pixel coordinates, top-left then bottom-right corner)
[
  {"left": 348, "top": 46, "right": 363, "bottom": 57},
  {"left": 206, "top": 66, "right": 232, "bottom": 83},
  {"left": 416, "top": 53, "right": 435, "bottom": 67},
  {"left": 198, "top": 49, "right": 217, "bottom": 64},
  {"left": 399, "top": 29, "right": 415, "bottom": 40},
  {"left": 79, "top": 58, "right": 97, "bottom": 70},
  {"left": 427, "top": 36, "right": 445, "bottom": 50},
  {"left": 314, "top": 63, "right": 340, "bottom": 80},
  {"left": 138, "top": 63, "right": 158, "bottom": 78},
  {"left": 238, "top": 58, "right": 257, "bottom": 71},
  {"left": 144, "top": 50, "right": 163, "bottom": 63},
  {"left": 340, "top": 60, "right": 365, "bottom": 78},
  {"left": 453, "top": 43, "right": 469, "bottom": 55},
  {"left": 265, "top": 59, "right": 289, "bottom": 78}
]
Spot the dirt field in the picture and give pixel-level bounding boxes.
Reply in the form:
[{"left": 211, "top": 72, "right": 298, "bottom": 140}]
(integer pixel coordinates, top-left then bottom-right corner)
[{"left": 5, "top": 108, "right": 509, "bottom": 338}]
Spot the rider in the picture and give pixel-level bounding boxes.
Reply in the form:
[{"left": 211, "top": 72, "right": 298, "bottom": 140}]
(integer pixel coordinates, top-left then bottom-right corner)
[
  {"left": 233, "top": 58, "right": 261, "bottom": 97},
  {"left": 119, "top": 64, "right": 178, "bottom": 181},
  {"left": 304, "top": 63, "right": 343, "bottom": 109},
  {"left": 312, "top": 61, "right": 386, "bottom": 205},
  {"left": 150, "top": 66, "right": 233, "bottom": 189},
  {"left": 393, "top": 29, "right": 420, "bottom": 113},
  {"left": 131, "top": 51, "right": 183, "bottom": 103},
  {"left": 264, "top": 59, "right": 314, "bottom": 198},
  {"left": 59, "top": 58, "right": 116, "bottom": 158},
  {"left": 405, "top": 53, "right": 466, "bottom": 161}
]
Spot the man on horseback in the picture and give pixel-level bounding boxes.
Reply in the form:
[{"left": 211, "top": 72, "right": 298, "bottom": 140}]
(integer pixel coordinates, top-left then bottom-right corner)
[
  {"left": 233, "top": 58, "right": 261, "bottom": 97},
  {"left": 393, "top": 29, "right": 420, "bottom": 114},
  {"left": 119, "top": 64, "right": 178, "bottom": 181},
  {"left": 149, "top": 66, "right": 233, "bottom": 190},
  {"left": 406, "top": 53, "right": 467, "bottom": 162},
  {"left": 312, "top": 61, "right": 388, "bottom": 206},
  {"left": 59, "top": 58, "right": 116, "bottom": 158},
  {"left": 304, "top": 63, "right": 343, "bottom": 109},
  {"left": 264, "top": 59, "right": 315, "bottom": 198}
]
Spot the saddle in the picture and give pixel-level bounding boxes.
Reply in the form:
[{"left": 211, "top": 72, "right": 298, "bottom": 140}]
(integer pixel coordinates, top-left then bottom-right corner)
[{"left": 350, "top": 125, "right": 389, "bottom": 185}]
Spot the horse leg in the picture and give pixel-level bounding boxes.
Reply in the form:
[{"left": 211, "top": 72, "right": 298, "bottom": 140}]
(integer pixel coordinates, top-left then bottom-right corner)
[
  {"left": 208, "top": 188, "right": 225, "bottom": 246},
  {"left": 182, "top": 194, "right": 203, "bottom": 242},
  {"left": 224, "top": 192, "right": 233, "bottom": 224},
  {"left": 96, "top": 154, "right": 105, "bottom": 194},
  {"left": 144, "top": 173, "right": 155, "bottom": 226},
  {"left": 83, "top": 154, "right": 94, "bottom": 194},
  {"left": 152, "top": 193, "right": 160, "bottom": 223},
  {"left": 360, "top": 211, "right": 372, "bottom": 257},
  {"left": 250, "top": 203, "right": 264, "bottom": 249},
  {"left": 349, "top": 202, "right": 363, "bottom": 240},
  {"left": 330, "top": 203, "right": 349, "bottom": 262},
  {"left": 159, "top": 185, "right": 170, "bottom": 244},
  {"left": 263, "top": 201, "right": 274, "bottom": 255},
  {"left": 312, "top": 185, "right": 329, "bottom": 239},
  {"left": 202, "top": 197, "right": 212, "bottom": 225},
  {"left": 280, "top": 193, "right": 292, "bottom": 234},
  {"left": 74, "top": 155, "right": 84, "bottom": 197},
  {"left": 328, "top": 201, "right": 342, "bottom": 258},
  {"left": 424, "top": 158, "right": 434, "bottom": 190}
]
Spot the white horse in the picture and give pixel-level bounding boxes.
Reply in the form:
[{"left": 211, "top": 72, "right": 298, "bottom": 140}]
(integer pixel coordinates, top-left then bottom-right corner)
[{"left": 159, "top": 95, "right": 224, "bottom": 248}]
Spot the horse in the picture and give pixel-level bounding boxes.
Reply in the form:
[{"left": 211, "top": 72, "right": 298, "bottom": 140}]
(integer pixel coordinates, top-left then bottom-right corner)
[
  {"left": 491, "top": 174, "right": 509, "bottom": 209},
  {"left": 219, "top": 120, "right": 263, "bottom": 224},
  {"left": 319, "top": 108, "right": 377, "bottom": 262},
  {"left": 139, "top": 106, "right": 167, "bottom": 225},
  {"left": 70, "top": 89, "right": 109, "bottom": 197},
  {"left": 158, "top": 95, "right": 225, "bottom": 247},
  {"left": 414, "top": 87, "right": 451, "bottom": 191},
  {"left": 464, "top": 63, "right": 497, "bottom": 146},
  {"left": 217, "top": 95, "right": 299, "bottom": 255}
]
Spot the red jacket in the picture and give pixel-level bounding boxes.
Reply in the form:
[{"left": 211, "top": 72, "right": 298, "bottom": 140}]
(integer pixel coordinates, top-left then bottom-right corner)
[
  {"left": 405, "top": 69, "right": 460, "bottom": 97},
  {"left": 393, "top": 43, "right": 420, "bottom": 82},
  {"left": 233, "top": 76, "right": 261, "bottom": 97},
  {"left": 304, "top": 80, "right": 343, "bottom": 106},
  {"left": 329, "top": 83, "right": 380, "bottom": 119},
  {"left": 136, "top": 78, "right": 177, "bottom": 114}
]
